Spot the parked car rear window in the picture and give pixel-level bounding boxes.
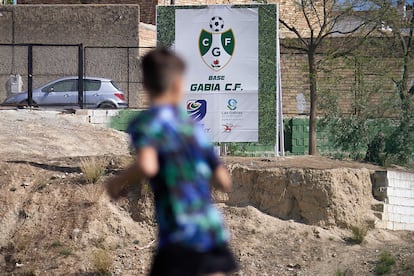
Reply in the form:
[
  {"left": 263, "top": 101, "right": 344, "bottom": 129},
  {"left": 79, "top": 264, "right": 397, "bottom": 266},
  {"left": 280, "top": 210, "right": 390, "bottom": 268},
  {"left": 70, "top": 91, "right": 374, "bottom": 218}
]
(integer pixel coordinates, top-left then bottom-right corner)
[
  {"left": 84, "top": 80, "right": 101, "bottom": 91},
  {"left": 111, "top": 81, "right": 122, "bottom": 90}
]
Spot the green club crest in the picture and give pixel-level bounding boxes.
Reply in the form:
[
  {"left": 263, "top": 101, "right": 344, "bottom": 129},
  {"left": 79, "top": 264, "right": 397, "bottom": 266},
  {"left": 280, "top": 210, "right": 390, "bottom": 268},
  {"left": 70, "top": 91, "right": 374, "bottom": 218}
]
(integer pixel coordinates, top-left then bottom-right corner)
[{"left": 198, "top": 16, "right": 235, "bottom": 71}]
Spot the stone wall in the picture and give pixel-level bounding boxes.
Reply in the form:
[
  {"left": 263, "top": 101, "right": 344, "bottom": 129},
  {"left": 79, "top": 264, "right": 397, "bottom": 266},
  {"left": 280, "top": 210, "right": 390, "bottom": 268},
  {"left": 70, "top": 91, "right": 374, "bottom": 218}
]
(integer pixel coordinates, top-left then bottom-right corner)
[{"left": 0, "top": 5, "right": 143, "bottom": 107}]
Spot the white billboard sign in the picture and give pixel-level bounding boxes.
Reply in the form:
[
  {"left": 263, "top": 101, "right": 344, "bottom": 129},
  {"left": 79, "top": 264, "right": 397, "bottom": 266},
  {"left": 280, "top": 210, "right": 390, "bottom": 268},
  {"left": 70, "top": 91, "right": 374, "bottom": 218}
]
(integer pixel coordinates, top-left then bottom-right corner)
[{"left": 175, "top": 6, "right": 259, "bottom": 142}]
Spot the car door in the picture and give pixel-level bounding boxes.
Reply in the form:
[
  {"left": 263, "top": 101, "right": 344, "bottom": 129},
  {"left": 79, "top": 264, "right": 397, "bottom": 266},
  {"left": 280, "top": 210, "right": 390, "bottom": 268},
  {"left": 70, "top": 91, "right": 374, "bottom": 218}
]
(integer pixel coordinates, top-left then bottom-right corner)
[
  {"left": 83, "top": 79, "right": 102, "bottom": 108},
  {"left": 37, "top": 79, "right": 77, "bottom": 106}
]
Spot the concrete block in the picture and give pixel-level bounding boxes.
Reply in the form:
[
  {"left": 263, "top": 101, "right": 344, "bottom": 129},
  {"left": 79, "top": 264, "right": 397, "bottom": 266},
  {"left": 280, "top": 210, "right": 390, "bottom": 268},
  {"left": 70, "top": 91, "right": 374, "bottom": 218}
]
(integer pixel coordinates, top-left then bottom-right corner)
[
  {"left": 371, "top": 203, "right": 385, "bottom": 212},
  {"left": 386, "top": 187, "right": 414, "bottom": 198},
  {"left": 388, "top": 205, "right": 414, "bottom": 216},
  {"left": 387, "top": 196, "right": 414, "bottom": 207}
]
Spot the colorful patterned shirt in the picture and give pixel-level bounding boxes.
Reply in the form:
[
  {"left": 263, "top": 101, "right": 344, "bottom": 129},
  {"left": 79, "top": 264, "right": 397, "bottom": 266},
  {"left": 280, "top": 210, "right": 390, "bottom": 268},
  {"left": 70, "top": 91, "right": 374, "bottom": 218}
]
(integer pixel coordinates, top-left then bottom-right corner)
[{"left": 127, "top": 105, "right": 229, "bottom": 251}]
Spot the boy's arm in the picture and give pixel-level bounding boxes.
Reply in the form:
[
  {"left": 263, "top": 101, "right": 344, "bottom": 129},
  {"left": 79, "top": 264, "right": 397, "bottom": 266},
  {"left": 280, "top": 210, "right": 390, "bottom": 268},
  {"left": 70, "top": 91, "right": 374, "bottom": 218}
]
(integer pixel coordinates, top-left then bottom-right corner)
[
  {"left": 106, "top": 147, "right": 158, "bottom": 199},
  {"left": 106, "top": 163, "right": 143, "bottom": 199},
  {"left": 211, "top": 165, "right": 232, "bottom": 193}
]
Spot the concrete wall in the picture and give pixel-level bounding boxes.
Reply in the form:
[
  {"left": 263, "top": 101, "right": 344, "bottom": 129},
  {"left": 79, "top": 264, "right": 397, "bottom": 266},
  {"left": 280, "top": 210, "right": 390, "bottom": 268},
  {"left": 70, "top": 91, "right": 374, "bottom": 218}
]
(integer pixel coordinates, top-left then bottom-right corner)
[
  {"left": 383, "top": 170, "right": 414, "bottom": 231},
  {"left": 18, "top": 0, "right": 156, "bottom": 24},
  {"left": 17, "top": 0, "right": 316, "bottom": 38},
  {"left": 0, "top": 5, "right": 142, "bottom": 107},
  {"left": 373, "top": 170, "right": 414, "bottom": 231}
]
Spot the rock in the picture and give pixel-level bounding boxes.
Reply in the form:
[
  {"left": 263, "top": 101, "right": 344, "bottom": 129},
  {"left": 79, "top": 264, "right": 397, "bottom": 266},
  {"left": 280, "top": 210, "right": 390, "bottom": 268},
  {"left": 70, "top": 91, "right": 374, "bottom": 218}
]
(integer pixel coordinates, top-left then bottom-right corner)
[
  {"left": 71, "top": 228, "right": 81, "bottom": 240},
  {"left": 9, "top": 187, "right": 16, "bottom": 192}
]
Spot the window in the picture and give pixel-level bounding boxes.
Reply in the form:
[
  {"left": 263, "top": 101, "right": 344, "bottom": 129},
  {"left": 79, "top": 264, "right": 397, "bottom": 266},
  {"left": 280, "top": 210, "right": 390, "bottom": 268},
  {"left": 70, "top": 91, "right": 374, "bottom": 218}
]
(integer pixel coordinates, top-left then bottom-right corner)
[
  {"left": 84, "top": 80, "right": 101, "bottom": 91},
  {"left": 42, "top": 80, "right": 76, "bottom": 93},
  {"left": 110, "top": 81, "right": 122, "bottom": 90}
]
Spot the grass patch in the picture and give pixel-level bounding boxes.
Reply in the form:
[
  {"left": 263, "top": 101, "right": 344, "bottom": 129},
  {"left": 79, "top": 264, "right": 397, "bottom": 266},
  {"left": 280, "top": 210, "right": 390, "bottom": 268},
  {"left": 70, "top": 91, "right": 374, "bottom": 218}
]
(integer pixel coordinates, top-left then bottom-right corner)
[
  {"left": 92, "top": 249, "right": 113, "bottom": 275},
  {"left": 33, "top": 181, "right": 47, "bottom": 192},
  {"left": 59, "top": 248, "right": 72, "bottom": 257},
  {"left": 335, "top": 269, "right": 344, "bottom": 276},
  {"left": 80, "top": 157, "right": 107, "bottom": 184},
  {"left": 349, "top": 225, "right": 368, "bottom": 244},
  {"left": 375, "top": 251, "right": 395, "bottom": 275},
  {"left": 50, "top": 241, "right": 62, "bottom": 248},
  {"left": 83, "top": 182, "right": 105, "bottom": 204}
]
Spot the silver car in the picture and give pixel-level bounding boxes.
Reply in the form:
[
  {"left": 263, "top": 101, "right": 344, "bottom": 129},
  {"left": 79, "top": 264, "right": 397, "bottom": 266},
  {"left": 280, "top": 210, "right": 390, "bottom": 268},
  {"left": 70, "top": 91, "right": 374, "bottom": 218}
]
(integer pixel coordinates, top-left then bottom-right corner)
[{"left": 2, "top": 77, "right": 128, "bottom": 109}]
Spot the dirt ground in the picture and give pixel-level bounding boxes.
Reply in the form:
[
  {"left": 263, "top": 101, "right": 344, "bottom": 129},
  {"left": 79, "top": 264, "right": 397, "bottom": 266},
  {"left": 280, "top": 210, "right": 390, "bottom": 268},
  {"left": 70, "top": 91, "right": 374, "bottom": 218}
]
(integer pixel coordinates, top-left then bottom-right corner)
[{"left": 0, "top": 110, "right": 413, "bottom": 276}]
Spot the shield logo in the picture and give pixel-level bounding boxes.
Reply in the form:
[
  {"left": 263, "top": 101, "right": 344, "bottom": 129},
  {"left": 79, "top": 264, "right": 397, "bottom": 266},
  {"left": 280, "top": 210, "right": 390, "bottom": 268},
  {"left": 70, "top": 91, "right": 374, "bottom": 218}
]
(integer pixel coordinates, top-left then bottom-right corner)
[
  {"left": 198, "top": 16, "right": 235, "bottom": 71},
  {"left": 187, "top": 100, "right": 207, "bottom": 121}
]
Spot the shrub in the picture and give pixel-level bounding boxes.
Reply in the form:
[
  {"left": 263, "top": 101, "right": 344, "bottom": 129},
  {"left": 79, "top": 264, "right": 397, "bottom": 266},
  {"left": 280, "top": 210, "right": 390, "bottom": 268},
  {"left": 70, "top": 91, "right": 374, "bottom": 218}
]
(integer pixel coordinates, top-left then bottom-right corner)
[
  {"left": 375, "top": 251, "right": 395, "bottom": 275},
  {"left": 50, "top": 241, "right": 62, "bottom": 248},
  {"left": 80, "top": 157, "right": 107, "bottom": 183},
  {"left": 83, "top": 182, "right": 105, "bottom": 204},
  {"left": 335, "top": 269, "right": 344, "bottom": 276},
  {"left": 349, "top": 225, "right": 368, "bottom": 244},
  {"left": 92, "top": 249, "right": 112, "bottom": 275},
  {"left": 59, "top": 248, "right": 72, "bottom": 257}
]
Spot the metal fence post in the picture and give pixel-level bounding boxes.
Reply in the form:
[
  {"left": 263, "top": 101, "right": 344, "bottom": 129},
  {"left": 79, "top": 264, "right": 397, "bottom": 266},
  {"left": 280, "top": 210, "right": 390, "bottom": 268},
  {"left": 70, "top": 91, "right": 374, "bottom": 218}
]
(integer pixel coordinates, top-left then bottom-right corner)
[
  {"left": 78, "top": 44, "right": 84, "bottom": 109},
  {"left": 27, "top": 45, "right": 33, "bottom": 107}
]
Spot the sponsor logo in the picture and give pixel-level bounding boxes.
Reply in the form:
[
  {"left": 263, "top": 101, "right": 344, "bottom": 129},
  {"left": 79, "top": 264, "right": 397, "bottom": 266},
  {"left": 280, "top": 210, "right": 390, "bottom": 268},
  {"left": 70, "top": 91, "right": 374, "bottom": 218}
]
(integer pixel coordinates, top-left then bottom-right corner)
[
  {"left": 222, "top": 123, "right": 237, "bottom": 133},
  {"left": 187, "top": 100, "right": 207, "bottom": 121},
  {"left": 227, "top": 98, "right": 238, "bottom": 110},
  {"left": 199, "top": 16, "right": 235, "bottom": 71}
]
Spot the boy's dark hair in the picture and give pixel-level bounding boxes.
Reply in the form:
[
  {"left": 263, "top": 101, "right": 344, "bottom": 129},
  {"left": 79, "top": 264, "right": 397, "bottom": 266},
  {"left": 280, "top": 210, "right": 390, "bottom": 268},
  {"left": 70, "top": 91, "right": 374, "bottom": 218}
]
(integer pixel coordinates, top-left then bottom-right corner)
[{"left": 141, "top": 48, "right": 186, "bottom": 97}]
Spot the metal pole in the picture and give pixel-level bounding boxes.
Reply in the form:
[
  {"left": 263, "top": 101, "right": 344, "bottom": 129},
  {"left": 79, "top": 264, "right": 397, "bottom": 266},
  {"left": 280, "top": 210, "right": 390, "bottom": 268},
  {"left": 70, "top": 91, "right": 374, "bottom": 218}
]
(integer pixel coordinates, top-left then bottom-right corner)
[
  {"left": 78, "top": 44, "right": 84, "bottom": 109},
  {"left": 276, "top": 5, "right": 285, "bottom": 156},
  {"left": 275, "top": 6, "right": 280, "bottom": 157},
  {"left": 27, "top": 45, "right": 33, "bottom": 107},
  {"left": 127, "top": 47, "right": 130, "bottom": 107}
]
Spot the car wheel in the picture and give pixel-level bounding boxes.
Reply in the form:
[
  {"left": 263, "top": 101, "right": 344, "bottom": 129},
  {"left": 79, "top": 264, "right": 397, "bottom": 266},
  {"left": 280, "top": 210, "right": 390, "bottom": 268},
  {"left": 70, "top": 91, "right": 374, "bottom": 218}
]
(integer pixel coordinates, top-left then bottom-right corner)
[{"left": 98, "top": 102, "right": 117, "bottom": 109}]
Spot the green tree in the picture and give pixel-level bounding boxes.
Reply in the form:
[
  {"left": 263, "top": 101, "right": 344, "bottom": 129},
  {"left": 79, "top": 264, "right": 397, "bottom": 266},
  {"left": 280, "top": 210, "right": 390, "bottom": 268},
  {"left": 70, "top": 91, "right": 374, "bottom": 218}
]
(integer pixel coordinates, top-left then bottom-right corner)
[
  {"left": 280, "top": 0, "right": 386, "bottom": 155},
  {"left": 380, "top": 2, "right": 414, "bottom": 164}
]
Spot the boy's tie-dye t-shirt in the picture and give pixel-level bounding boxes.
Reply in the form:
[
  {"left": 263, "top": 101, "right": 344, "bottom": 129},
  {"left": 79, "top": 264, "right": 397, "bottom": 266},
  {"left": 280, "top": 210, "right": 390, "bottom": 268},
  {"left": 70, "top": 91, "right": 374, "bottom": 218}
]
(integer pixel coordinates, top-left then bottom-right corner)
[{"left": 127, "top": 105, "right": 229, "bottom": 251}]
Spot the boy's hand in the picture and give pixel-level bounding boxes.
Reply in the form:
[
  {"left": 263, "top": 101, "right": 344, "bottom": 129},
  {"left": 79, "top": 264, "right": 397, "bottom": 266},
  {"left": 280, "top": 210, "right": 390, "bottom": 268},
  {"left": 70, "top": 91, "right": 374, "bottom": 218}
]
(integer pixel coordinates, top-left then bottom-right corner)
[
  {"left": 106, "top": 176, "right": 128, "bottom": 199},
  {"left": 105, "top": 163, "right": 143, "bottom": 200}
]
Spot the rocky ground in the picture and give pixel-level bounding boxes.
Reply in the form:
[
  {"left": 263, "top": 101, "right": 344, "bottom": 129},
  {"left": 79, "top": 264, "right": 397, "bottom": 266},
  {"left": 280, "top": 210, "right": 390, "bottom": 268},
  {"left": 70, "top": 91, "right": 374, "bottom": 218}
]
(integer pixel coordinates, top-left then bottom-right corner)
[{"left": 0, "top": 110, "right": 413, "bottom": 276}]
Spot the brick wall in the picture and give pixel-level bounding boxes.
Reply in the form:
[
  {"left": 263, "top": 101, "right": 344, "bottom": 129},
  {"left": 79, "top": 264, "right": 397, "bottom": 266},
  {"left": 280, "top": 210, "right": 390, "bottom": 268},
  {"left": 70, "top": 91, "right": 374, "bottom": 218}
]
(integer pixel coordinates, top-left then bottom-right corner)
[{"left": 157, "top": 0, "right": 313, "bottom": 38}]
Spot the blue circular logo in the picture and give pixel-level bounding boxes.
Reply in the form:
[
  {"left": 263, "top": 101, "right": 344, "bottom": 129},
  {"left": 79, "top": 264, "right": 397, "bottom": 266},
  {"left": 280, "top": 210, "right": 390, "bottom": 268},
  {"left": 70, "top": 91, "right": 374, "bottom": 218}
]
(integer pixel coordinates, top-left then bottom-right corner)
[{"left": 227, "top": 98, "right": 238, "bottom": 111}]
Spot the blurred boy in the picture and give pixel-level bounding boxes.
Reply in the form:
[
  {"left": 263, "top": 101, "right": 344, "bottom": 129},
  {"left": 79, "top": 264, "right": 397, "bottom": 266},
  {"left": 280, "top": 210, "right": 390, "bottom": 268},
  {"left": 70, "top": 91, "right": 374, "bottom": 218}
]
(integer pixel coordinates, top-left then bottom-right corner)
[{"left": 106, "top": 48, "right": 237, "bottom": 276}]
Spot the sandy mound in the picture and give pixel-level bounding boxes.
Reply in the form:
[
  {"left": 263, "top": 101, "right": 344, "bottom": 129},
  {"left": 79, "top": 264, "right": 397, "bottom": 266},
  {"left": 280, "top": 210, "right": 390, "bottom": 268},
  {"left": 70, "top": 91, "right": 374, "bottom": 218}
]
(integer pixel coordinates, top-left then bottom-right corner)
[
  {"left": 0, "top": 110, "right": 130, "bottom": 160},
  {"left": 219, "top": 164, "right": 377, "bottom": 228},
  {"left": 0, "top": 158, "right": 413, "bottom": 275}
]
